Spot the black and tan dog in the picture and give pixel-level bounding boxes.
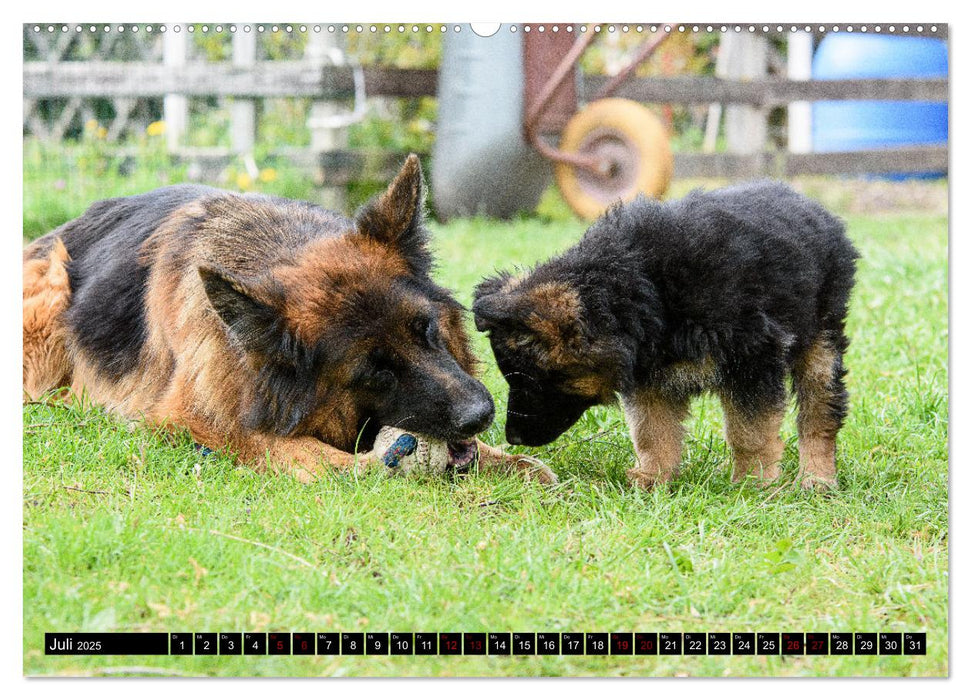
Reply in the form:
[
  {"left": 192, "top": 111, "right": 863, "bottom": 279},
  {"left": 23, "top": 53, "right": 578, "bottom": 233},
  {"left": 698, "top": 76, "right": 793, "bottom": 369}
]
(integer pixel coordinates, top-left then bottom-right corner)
[
  {"left": 23, "top": 155, "right": 555, "bottom": 483},
  {"left": 473, "top": 182, "right": 858, "bottom": 490}
]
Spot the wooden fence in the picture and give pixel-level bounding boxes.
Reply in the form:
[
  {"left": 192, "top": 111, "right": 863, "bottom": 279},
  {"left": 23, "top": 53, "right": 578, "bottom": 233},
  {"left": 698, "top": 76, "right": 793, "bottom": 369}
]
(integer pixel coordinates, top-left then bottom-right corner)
[{"left": 23, "top": 55, "right": 949, "bottom": 184}]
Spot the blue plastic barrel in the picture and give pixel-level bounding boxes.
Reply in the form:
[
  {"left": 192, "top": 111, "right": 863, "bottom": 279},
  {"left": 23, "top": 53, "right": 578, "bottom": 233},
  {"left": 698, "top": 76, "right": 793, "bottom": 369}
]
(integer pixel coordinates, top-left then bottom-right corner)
[{"left": 811, "top": 34, "right": 947, "bottom": 176}]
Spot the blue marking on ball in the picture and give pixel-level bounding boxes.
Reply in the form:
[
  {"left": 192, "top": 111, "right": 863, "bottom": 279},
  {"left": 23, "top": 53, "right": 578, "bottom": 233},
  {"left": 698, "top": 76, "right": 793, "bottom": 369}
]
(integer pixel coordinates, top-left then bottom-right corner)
[
  {"left": 194, "top": 443, "right": 215, "bottom": 458},
  {"left": 381, "top": 433, "right": 418, "bottom": 468}
]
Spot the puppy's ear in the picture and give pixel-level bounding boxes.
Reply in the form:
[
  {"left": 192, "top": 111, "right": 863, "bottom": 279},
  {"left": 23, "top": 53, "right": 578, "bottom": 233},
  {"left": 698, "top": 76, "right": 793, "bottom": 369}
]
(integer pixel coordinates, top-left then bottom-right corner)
[
  {"left": 355, "top": 153, "right": 431, "bottom": 274},
  {"left": 471, "top": 292, "right": 515, "bottom": 332},
  {"left": 199, "top": 266, "right": 283, "bottom": 355},
  {"left": 472, "top": 273, "right": 513, "bottom": 331},
  {"left": 473, "top": 280, "right": 586, "bottom": 352},
  {"left": 473, "top": 272, "right": 511, "bottom": 300},
  {"left": 522, "top": 282, "right": 587, "bottom": 354}
]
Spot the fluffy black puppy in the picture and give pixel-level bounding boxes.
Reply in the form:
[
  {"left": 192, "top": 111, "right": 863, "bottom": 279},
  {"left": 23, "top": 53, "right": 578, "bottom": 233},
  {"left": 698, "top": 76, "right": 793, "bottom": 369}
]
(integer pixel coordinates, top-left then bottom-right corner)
[{"left": 473, "top": 181, "right": 858, "bottom": 490}]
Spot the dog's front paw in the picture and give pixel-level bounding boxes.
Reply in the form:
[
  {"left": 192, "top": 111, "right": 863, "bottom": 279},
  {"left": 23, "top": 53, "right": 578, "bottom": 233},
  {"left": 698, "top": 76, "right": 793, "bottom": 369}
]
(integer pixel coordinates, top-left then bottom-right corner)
[
  {"left": 351, "top": 450, "right": 384, "bottom": 475},
  {"left": 512, "top": 455, "right": 559, "bottom": 484},
  {"left": 473, "top": 440, "right": 558, "bottom": 484}
]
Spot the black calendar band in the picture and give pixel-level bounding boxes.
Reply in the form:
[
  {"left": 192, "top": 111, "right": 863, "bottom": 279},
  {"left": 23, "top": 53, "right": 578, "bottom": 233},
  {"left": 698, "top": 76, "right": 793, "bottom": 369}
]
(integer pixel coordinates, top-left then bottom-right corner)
[
  {"left": 44, "top": 631, "right": 927, "bottom": 656},
  {"left": 45, "top": 633, "right": 169, "bottom": 655}
]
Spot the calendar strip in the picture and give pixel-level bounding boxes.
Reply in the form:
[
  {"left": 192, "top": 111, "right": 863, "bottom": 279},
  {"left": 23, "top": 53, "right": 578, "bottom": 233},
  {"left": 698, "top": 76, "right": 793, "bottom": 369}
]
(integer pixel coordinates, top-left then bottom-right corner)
[{"left": 44, "top": 631, "right": 926, "bottom": 656}]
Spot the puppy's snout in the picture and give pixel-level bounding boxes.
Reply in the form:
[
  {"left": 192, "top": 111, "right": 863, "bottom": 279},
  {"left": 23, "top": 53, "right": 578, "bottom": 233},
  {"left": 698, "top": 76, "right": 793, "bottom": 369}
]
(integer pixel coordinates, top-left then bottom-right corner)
[{"left": 505, "top": 424, "right": 523, "bottom": 445}]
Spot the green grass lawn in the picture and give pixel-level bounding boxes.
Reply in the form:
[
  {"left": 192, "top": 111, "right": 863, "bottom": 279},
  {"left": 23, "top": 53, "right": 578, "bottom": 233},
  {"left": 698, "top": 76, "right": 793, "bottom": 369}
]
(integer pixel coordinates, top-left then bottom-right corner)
[{"left": 23, "top": 181, "right": 947, "bottom": 677}]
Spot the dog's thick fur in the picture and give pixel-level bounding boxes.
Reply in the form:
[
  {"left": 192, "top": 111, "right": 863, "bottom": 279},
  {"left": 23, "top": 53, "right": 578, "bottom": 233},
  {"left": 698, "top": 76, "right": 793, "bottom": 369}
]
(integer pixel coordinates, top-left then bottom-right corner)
[
  {"left": 473, "top": 181, "right": 858, "bottom": 490},
  {"left": 23, "top": 156, "right": 555, "bottom": 483}
]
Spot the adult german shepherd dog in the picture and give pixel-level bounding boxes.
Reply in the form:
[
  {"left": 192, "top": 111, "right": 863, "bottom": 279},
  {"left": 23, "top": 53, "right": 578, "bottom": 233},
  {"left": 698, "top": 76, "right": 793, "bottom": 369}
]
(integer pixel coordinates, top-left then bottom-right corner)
[
  {"left": 23, "top": 155, "right": 555, "bottom": 484},
  {"left": 473, "top": 182, "right": 857, "bottom": 490}
]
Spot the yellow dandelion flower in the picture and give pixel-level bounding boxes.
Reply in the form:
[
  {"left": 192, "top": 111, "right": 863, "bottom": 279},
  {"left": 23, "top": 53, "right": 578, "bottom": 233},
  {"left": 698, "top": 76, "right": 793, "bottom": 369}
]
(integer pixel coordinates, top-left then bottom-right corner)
[
  {"left": 146, "top": 121, "right": 167, "bottom": 137},
  {"left": 85, "top": 119, "right": 99, "bottom": 132},
  {"left": 236, "top": 172, "right": 253, "bottom": 190},
  {"left": 258, "top": 168, "right": 278, "bottom": 183},
  {"left": 96, "top": 126, "right": 108, "bottom": 140}
]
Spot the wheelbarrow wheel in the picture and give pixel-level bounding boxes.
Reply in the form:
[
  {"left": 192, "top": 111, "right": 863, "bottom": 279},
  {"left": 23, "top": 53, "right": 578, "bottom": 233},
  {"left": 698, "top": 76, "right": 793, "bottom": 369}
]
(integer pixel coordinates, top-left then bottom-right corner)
[{"left": 554, "top": 98, "right": 673, "bottom": 220}]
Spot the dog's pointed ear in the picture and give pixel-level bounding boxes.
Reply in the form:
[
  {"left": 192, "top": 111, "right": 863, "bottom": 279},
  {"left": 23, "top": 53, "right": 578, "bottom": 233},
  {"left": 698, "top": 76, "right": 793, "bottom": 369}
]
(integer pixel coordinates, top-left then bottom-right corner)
[
  {"left": 199, "top": 266, "right": 283, "bottom": 354},
  {"left": 355, "top": 153, "right": 430, "bottom": 274}
]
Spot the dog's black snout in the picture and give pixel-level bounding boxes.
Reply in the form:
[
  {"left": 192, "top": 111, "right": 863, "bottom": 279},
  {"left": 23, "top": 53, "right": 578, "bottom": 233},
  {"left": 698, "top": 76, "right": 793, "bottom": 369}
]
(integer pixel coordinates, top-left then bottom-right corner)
[{"left": 454, "top": 397, "right": 494, "bottom": 437}]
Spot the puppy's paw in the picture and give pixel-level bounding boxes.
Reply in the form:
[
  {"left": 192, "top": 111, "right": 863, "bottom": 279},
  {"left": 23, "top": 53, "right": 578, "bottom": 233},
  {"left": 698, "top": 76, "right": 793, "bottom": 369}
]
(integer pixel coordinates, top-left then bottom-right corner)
[
  {"left": 627, "top": 467, "right": 665, "bottom": 490},
  {"left": 732, "top": 465, "right": 781, "bottom": 485},
  {"left": 799, "top": 473, "right": 838, "bottom": 492}
]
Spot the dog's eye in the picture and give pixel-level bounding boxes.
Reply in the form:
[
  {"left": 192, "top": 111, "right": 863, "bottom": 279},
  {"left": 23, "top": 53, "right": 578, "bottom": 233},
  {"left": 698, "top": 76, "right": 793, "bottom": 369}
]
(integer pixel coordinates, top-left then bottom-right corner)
[
  {"left": 426, "top": 320, "right": 442, "bottom": 347},
  {"left": 413, "top": 317, "right": 440, "bottom": 347}
]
